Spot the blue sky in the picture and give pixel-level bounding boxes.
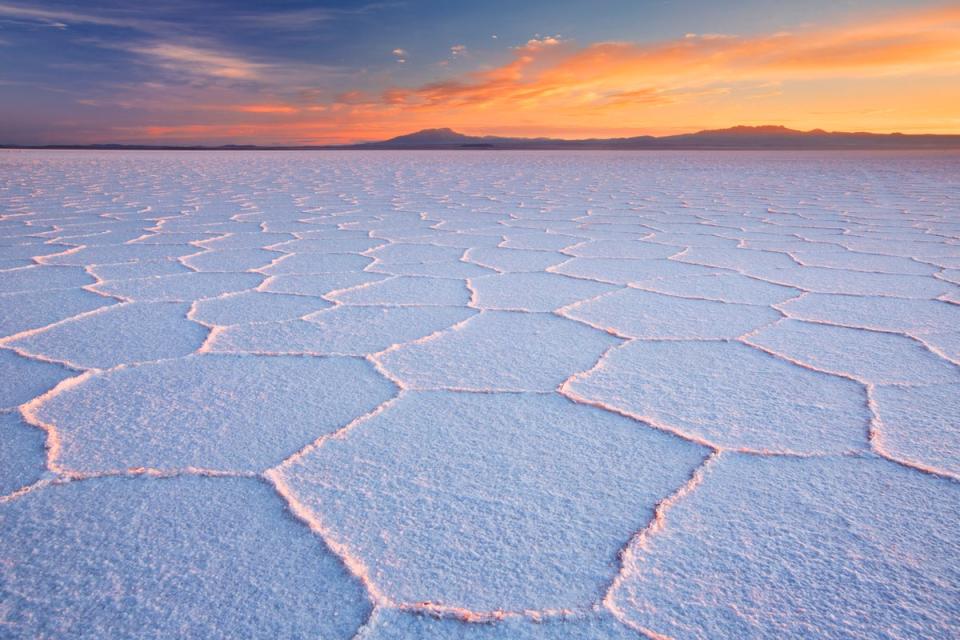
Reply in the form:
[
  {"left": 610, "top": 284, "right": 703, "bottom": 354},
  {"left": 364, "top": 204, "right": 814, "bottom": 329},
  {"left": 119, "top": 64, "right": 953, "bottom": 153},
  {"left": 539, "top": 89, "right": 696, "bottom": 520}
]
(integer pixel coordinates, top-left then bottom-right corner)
[{"left": 1, "top": 1, "right": 956, "bottom": 144}]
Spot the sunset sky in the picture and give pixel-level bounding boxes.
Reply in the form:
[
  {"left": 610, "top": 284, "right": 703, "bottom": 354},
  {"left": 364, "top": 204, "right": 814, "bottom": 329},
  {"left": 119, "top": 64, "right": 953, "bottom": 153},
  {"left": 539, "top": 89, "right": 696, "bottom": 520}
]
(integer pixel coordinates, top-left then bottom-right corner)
[{"left": 1, "top": 0, "right": 959, "bottom": 145}]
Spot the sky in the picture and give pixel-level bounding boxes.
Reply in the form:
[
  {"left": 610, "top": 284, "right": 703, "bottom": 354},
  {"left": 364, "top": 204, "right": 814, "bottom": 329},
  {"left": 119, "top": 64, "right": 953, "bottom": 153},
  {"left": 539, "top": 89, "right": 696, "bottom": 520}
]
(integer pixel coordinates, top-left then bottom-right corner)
[{"left": 1, "top": 0, "right": 958, "bottom": 145}]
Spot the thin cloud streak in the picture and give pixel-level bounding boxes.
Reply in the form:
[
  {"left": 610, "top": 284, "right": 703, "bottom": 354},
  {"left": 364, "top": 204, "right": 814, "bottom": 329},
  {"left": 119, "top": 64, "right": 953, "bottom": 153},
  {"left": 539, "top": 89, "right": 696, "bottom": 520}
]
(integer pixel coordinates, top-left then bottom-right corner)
[
  {"left": 0, "top": 1, "right": 165, "bottom": 31},
  {"left": 7, "top": 2, "right": 959, "bottom": 143},
  {"left": 128, "top": 42, "right": 268, "bottom": 80},
  {"left": 385, "top": 5, "right": 960, "bottom": 112}
]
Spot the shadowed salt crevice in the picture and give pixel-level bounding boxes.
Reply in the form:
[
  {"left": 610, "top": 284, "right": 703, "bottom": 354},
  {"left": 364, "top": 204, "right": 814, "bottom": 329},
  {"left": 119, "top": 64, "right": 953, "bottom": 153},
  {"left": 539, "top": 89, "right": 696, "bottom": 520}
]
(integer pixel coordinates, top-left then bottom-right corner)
[
  {"left": 0, "top": 287, "right": 115, "bottom": 341},
  {"left": 787, "top": 247, "right": 941, "bottom": 275},
  {"left": 355, "top": 607, "right": 646, "bottom": 639},
  {"left": 627, "top": 272, "right": 802, "bottom": 306},
  {"left": 378, "top": 311, "right": 622, "bottom": 392},
  {"left": 607, "top": 454, "right": 960, "bottom": 639},
  {"left": 0, "top": 241, "right": 81, "bottom": 269},
  {"left": 329, "top": 275, "right": 472, "bottom": 307},
  {"left": 3, "top": 152, "right": 960, "bottom": 638},
  {"left": 41, "top": 243, "right": 201, "bottom": 266},
  {"left": 2, "top": 459, "right": 267, "bottom": 503},
  {"left": 190, "top": 290, "right": 334, "bottom": 325},
  {"left": 197, "top": 231, "right": 296, "bottom": 250},
  {"left": 558, "top": 355, "right": 720, "bottom": 452},
  {"left": 778, "top": 291, "right": 960, "bottom": 333},
  {"left": 271, "top": 392, "right": 407, "bottom": 475},
  {"left": 566, "top": 339, "right": 870, "bottom": 454},
  {"left": 367, "top": 242, "right": 465, "bottom": 265},
  {"left": 499, "top": 231, "right": 581, "bottom": 252},
  {"left": 463, "top": 246, "right": 570, "bottom": 273},
  {"left": 553, "top": 295, "right": 635, "bottom": 339},
  {"left": 774, "top": 295, "right": 960, "bottom": 368},
  {"left": 91, "top": 271, "right": 264, "bottom": 302},
  {"left": 0, "top": 475, "right": 374, "bottom": 639},
  {"left": 262, "top": 271, "right": 391, "bottom": 296},
  {"left": 564, "top": 288, "right": 781, "bottom": 340},
  {"left": 0, "top": 347, "right": 76, "bottom": 411},
  {"left": 87, "top": 257, "right": 194, "bottom": 280},
  {"left": 939, "top": 289, "right": 960, "bottom": 305},
  {"left": 471, "top": 272, "right": 619, "bottom": 312},
  {"left": 23, "top": 354, "right": 397, "bottom": 474},
  {"left": 4, "top": 301, "right": 208, "bottom": 369},
  {"left": 257, "top": 251, "right": 374, "bottom": 275},
  {"left": 916, "top": 331, "right": 960, "bottom": 367},
  {"left": 209, "top": 305, "right": 477, "bottom": 357},
  {"left": 745, "top": 318, "right": 959, "bottom": 386},
  {"left": 0, "top": 411, "right": 50, "bottom": 497},
  {"left": 0, "top": 475, "right": 59, "bottom": 505},
  {"left": 550, "top": 256, "right": 721, "bottom": 286},
  {"left": 272, "top": 391, "right": 708, "bottom": 614},
  {"left": 370, "top": 257, "right": 498, "bottom": 279},
  {"left": 869, "top": 383, "right": 960, "bottom": 479},
  {"left": 602, "top": 451, "right": 721, "bottom": 635},
  {"left": 268, "top": 236, "right": 388, "bottom": 254},
  {"left": 0, "top": 264, "right": 97, "bottom": 295},
  {"left": 935, "top": 269, "right": 960, "bottom": 286},
  {"left": 748, "top": 264, "right": 955, "bottom": 298},
  {"left": 559, "top": 239, "right": 677, "bottom": 260},
  {"left": 181, "top": 246, "right": 283, "bottom": 272}
]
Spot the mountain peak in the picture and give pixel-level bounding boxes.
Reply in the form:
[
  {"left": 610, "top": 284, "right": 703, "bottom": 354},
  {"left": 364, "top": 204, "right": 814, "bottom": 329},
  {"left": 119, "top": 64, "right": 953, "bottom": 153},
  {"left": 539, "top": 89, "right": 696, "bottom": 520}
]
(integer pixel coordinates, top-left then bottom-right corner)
[
  {"left": 693, "top": 125, "right": 808, "bottom": 136},
  {"left": 380, "top": 128, "right": 475, "bottom": 145}
]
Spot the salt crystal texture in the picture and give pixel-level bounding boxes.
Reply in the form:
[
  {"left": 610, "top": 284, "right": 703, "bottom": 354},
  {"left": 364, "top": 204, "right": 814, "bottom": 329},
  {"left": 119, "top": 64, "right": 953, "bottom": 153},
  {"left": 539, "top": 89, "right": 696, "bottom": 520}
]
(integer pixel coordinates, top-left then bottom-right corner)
[{"left": 1, "top": 150, "right": 958, "bottom": 638}]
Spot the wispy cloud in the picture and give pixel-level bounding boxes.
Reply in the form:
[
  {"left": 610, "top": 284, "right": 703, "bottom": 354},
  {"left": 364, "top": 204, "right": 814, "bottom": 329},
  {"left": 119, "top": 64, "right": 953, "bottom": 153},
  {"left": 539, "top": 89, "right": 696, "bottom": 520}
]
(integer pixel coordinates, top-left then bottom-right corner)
[
  {"left": 0, "top": 2, "right": 156, "bottom": 30},
  {"left": 520, "top": 35, "right": 564, "bottom": 50},
  {"left": 381, "top": 6, "right": 960, "bottom": 113},
  {"left": 229, "top": 3, "right": 397, "bottom": 31},
  {"left": 233, "top": 104, "right": 298, "bottom": 114},
  {"left": 127, "top": 42, "right": 267, "bottom": 80},
  {"left": 12, "top": 3, "right": 960, "bottom": 144},
  {"left": 231, "top": 7, "right": 337, "bottom": 29},
  {"left": 0, "top": 2, "right": 349, "bottom": 88}
]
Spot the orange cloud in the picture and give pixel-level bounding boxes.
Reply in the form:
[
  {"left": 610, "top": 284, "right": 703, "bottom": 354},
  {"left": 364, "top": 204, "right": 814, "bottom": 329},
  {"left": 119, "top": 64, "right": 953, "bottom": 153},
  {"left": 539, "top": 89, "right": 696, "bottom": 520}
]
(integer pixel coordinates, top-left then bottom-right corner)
[
  {"left": 389, "top": 5, "right": 960, "bottom": 113},
  {"left": 126, "top": 5, "right": 960, "bottom": 143},
  {"left": 130, "top": 43, "right": 266, "bottom": 80},
  {"left": 136, "top": 117, "right": 412, "bottom": 145},
  {"left": 233, "top": 104, "right": 299, "bottom": 114}
]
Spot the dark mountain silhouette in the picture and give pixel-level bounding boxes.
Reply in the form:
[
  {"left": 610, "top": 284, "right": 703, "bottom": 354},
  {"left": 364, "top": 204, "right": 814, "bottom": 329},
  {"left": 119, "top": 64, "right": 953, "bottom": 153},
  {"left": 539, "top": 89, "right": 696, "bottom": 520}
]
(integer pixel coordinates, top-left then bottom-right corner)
[
  {"left": 5, "top": 125, "right": 960, "bottom": 150},
  {"left": 375, "top": 128, "right": 480, "bottom": 146},
  {"left": 346, "top": 125, "right": 960, "bottom": 150},
  {"left": 647, "top": 125, "right": 952, "bottom": 149},
  {"left": 357, "top": 127, "right": 562, "bottom": 148}
]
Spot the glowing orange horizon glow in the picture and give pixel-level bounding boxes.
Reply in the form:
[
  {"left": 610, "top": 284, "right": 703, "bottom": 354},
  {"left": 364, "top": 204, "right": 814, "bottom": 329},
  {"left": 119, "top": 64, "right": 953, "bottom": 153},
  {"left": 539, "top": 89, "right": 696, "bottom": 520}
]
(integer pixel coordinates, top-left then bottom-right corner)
[
  {"left": 233, "top": 105, "right": 300, "bottom": 115},
  {"left": 120, "top": 5, "right": 960, "bottom": 144}
]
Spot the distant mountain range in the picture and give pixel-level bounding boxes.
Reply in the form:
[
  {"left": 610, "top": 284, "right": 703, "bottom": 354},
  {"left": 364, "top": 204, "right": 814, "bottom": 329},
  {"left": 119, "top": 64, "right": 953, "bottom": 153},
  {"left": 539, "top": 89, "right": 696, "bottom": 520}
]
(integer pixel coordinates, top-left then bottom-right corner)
[{"left": 5, "top": 126, "right": 960, "bottom": 150}]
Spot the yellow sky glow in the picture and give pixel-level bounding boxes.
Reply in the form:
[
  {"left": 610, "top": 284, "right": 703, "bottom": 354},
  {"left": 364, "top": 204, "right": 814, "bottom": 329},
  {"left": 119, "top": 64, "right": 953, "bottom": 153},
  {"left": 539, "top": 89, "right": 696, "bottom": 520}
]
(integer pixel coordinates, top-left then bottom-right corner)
[{"left": 135, "top": 5, "right": 960, "bottom": 143}]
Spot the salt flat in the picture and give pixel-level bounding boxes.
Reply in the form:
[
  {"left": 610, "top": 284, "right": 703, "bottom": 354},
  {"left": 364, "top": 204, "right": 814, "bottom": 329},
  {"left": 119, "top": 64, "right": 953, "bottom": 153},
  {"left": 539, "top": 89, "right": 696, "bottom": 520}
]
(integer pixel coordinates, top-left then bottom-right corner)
[{"left": 1, "top": 150, "right": 958, "bottom": 639}]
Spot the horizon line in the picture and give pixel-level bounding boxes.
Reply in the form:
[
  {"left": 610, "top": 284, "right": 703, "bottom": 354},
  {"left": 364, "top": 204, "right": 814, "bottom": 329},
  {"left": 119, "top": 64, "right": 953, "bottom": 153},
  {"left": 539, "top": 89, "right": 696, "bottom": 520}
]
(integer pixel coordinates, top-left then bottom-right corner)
[
  {"left": 6, "top": 128, "right": 960, "bottom": 150},
  {"left": 6, "top": 124, "right": 960, "bottom": 150}
]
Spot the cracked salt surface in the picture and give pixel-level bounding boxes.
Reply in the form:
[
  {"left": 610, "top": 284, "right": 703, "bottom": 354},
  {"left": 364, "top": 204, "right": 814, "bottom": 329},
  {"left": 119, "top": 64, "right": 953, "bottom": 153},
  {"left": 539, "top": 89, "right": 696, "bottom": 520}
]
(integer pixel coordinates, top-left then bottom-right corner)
[
  {"left": 359, "top": 609, "right": 640, "bottom": 639},
  {"left": 564, "top": 288, "right": 781, "bottom": 339},
  {"left": 1, "top": 476, "right": 372, "bottom": 639},
  {"left": 0, "top": 348, "right": 73, "bottom": 410},
  {"left": 564, "top": 339, "right": 870, "bottom": 453},
  {"left": 608, "top": 454, "right": 960, "bottom": 639},
  {"left": 0, "top": 413, "right": 47, "bottom": 495},
  {"left": 6, "top": 301, "right": 207, "bottom": 369},
  {"left": 28, "top": 354, "right": 396, "bottom": 474},
  {"left": 277, "top": 391, "right": 707, "bottom": 612},
  {"left": 1, "top": 150, "right": 959, "bottom": 638},
  {"left": 378, "top": 311, "right": 620, "bottom": 391}
]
